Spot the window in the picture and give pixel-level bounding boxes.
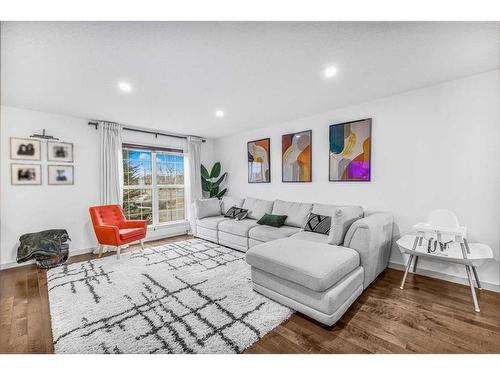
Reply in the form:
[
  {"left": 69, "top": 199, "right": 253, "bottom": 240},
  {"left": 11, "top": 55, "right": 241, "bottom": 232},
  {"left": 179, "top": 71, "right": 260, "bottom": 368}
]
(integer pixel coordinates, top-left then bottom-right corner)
[{"left": 122, "top": 145, "right": 185, "bottom": 226}]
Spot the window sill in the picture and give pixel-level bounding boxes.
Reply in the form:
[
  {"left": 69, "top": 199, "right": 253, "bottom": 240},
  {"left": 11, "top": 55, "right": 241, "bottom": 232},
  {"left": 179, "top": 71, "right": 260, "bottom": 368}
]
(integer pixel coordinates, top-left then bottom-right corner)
[{"left": 147, "top": 220, "right": 189, "bottom": 230}]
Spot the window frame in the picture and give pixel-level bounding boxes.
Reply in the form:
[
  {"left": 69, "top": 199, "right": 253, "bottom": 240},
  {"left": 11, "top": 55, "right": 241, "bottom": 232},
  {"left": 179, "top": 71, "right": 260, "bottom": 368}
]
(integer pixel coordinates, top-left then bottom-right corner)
[{"left": 122, "top": 144, "right": 187, "bottom": 228}]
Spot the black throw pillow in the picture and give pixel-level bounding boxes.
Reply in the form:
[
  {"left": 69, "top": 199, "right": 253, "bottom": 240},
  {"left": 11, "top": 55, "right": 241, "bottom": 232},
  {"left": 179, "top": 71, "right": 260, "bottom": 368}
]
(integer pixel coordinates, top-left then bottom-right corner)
[
  {"left": 224, "top": 206, "right": 249, "bottom": 220},
  {"left": 304, "top": 213, "right": 331, "bottom": 235},
  {"left": 257, "top": 213, "right": 288, "bottom": 228}
]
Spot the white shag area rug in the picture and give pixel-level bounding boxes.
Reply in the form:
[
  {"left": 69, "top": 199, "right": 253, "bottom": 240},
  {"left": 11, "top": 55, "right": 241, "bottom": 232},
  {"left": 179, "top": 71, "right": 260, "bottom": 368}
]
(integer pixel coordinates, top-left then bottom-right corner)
[{"left": 47, "top": 238, "right": 292, "bottom": 354}]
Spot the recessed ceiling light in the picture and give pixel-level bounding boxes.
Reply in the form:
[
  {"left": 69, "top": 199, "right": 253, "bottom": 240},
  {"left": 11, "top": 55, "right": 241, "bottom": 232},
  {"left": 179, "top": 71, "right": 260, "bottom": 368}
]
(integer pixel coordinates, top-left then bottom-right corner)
[
  {"left": 215, "top": 110, "right": 225, "bottom": 118},
  {"left": 118, "top": 81, "right": 133, "bottom": 93},
  {"left": 323, "top": 66, "right": 338, "bottom": 78}
]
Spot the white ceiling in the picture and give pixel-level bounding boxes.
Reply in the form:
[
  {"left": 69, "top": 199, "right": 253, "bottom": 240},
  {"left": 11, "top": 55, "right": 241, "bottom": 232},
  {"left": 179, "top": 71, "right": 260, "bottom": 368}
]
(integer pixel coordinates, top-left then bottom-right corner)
[{"left": 1, "top": 22, "right": 498, "bottom": 138}]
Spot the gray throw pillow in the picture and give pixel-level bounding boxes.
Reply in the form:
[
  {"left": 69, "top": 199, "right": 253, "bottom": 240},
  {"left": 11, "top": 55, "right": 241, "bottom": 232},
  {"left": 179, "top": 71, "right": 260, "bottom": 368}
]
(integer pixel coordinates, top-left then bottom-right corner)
[
  {"left": 194, "top": 198, "right": 221, "bottom": 219},
  {"left": 327, "top": 206, "right": 364, "bottom": 245}
]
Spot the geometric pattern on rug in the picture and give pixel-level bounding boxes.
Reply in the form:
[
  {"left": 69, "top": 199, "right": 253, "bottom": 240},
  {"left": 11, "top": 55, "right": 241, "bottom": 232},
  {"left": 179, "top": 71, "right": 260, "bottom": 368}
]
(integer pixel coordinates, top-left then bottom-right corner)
[{"left": 47, "top": 239, "right": 292, "bottom": 354}]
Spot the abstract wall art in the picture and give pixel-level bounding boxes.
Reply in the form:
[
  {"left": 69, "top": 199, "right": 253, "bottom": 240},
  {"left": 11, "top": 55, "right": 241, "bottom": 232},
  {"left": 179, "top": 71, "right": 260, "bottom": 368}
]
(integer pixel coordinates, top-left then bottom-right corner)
[
  {"left": 248, "top": 138, "right": 271, "bottom": 183},
  {"left": 329, "top": 118, "right": 371, "bottom": 182},
  {"left": 282, "top": 130, "right": 312, "bottom": 182}
]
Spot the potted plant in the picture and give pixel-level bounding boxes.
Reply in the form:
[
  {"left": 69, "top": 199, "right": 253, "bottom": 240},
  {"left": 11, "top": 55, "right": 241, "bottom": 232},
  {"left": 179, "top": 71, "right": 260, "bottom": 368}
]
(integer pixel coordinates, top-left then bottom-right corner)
[{"left": 201, "top": 162, "right": 227, "bottom": 198}]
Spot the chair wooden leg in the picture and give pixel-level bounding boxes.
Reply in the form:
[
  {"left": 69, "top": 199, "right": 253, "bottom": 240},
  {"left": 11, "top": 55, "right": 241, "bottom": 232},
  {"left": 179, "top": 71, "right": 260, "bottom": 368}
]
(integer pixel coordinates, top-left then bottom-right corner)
[
  {"left": 116, "top": 246, "right": 121, "bottom": 259},
  {"left": 98, "top": 244, "right": 104, "bottom": 258},
  {"left": 140, "top": 239, "right": 145, "bottom": 251}
]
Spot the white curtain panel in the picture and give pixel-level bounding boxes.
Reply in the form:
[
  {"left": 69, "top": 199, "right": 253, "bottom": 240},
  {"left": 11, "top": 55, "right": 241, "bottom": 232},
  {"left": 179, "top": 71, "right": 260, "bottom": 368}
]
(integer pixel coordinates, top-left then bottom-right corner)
[
  {"left": 98, "top": 121, "right": 123, "bottom": 205},
  {"left": 186, "top": 136, "right": 203, "bottom": 235}
]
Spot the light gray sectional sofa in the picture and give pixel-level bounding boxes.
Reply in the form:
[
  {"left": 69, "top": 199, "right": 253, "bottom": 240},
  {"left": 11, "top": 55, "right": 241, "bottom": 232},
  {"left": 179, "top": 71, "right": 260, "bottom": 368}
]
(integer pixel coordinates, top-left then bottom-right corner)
[{"left": 193, "top": 196, "right": 393, "bottom": 326}]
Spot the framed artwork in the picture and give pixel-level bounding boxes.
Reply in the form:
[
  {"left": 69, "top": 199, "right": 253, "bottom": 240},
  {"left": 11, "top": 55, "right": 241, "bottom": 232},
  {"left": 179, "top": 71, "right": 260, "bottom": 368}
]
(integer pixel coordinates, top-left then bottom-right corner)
[
  {"left": 282, "top": 130, "right": 312, "bottom": 182},
  {"left": 329, "top": 118, "right": 371, "bottom": 182},
  {"left": 48, "top": 165, "right": 74, "bottom": 185},
  {"left": 248, "top": 138, "right": 271, "bottom": 183},
  {"left": 11, "top": 164, "right": 42, "bottom": 185},
  {"left": 10, "top": 137, "right": 41, "bottom": 161},
  {"left": 47, "top": 141, "right": 74, "bottom": 162}
]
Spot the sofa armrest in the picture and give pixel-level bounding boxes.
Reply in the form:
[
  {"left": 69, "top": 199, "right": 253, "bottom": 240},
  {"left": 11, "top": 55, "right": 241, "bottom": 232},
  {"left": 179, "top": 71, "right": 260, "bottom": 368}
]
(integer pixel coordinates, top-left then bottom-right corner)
[
  {"left": 94, "top": 225, "right": 120, "bottom": 245},
  {"left": 344, "top": 212, "right": 394, "bottom": 289}
]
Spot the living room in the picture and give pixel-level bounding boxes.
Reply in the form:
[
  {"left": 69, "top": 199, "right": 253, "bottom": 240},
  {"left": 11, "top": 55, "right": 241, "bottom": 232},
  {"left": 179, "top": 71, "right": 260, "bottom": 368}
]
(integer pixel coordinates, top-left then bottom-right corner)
[{"left": 1, "top": 1, "right": 499, "bottom": 373}]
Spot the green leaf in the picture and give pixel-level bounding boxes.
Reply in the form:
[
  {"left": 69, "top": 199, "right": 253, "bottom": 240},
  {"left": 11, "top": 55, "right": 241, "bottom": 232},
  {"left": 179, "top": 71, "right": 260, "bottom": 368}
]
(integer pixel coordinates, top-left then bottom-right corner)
[
  {"left": 206, "top": 180, "right": 213, "bottom": 192},
  {"left": 216, "top": 188, "right": 227, "bottom": 199},
  {"left": 201, "top": 177, "right": 209, "bottom": 192},
  {"left": 210, "top": 162, "right": 221, "bottom": 178},
  {"left": 212, "top": 172, "right": 227, "bottom": 187},
  {"left": 209, "top": 185, "right": 219, "bottom": 198},
  {"left": 201, "top": 164, "right": 210, "bottom": 180}
]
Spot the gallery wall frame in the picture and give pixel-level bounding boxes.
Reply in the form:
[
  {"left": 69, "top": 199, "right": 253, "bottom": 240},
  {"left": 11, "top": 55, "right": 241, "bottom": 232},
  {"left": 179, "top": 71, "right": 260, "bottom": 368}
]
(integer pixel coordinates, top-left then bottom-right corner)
[
  {"left": 281, "top": 129, "right": 312, "bottom": 183},
  {"left": 10, "top": 137, "right": 41, "bottom": 161},
  {"left": 47, "top": 141, "right": 74, "bottom": 163},
  {"left": 48, "top": 164, "right": 74, "bottom": 185},
  {"left": 247, "top": 137, "right": 271, "bottom": 183},
  {"left": 329, "top": 118, "right": 372, "bottom": 182},
  {"left": 11, "top": 163, "right": 42, "bottom": 185}
]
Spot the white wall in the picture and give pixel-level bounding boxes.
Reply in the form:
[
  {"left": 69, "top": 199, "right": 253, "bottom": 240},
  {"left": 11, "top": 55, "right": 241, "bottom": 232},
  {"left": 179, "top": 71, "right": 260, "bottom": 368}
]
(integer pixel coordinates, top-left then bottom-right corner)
[
  {"left": 0, "top": 106, "right": 215, "bottom": 268},
  {"left": 214, "top": 70, "right": 500, "bottom": 290}
]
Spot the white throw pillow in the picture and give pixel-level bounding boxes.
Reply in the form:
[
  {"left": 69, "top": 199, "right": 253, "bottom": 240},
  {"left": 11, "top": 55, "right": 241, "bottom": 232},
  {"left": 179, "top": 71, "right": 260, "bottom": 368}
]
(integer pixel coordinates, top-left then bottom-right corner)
[
  {"left": 194, "top": 198, "right": 221, "bottom": 219},
  {"left": 327, "top": 206, "right": 364, "bottom": 245}
]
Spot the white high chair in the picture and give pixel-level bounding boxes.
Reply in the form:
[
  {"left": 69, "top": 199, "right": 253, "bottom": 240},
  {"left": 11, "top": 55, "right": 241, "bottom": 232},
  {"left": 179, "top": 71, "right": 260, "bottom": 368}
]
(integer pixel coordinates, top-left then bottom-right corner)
[{"left": 396, "top": 209, "right": 493, "bottom": 313}]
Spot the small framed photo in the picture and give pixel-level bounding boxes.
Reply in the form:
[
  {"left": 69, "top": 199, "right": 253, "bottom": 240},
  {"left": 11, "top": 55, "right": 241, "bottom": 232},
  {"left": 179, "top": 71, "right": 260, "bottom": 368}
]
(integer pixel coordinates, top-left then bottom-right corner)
[
  {"left": 48, "top": 165, "right": 74, "bottom": 185},
  {"left": 47, "top": 141, "right": 73, "bottom": 162},
  {"left": 11, "top": 164, "right": 42, "bottom": 185},
  {"left": 10, "top": 137, "right": 41, "bottom": 161}
]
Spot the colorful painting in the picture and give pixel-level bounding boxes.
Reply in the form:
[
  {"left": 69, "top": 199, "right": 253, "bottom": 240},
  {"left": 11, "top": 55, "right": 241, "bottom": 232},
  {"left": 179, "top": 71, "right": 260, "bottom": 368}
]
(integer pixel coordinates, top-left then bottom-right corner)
[
  {"left": 329, "top": 119, "right": 371, "bottom": 181},
  {"left": 248, "top": 138, "right": 270, "bottom": 183},
  {"left": 282, "top": 130, "right": 312, "bottom": 182}
]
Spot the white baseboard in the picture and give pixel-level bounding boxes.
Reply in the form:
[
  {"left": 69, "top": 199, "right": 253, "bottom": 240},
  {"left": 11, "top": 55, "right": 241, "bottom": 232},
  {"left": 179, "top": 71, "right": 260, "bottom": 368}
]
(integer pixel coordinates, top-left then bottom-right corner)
[
  {"left": 388, "top": 262, "right": 500, "bottom": 293},
  {"left": 0, "top": 229, "right": 188, "bottom": 271},
  {"left": 0, "top": 246, "right": 94, "bottom": 270}
]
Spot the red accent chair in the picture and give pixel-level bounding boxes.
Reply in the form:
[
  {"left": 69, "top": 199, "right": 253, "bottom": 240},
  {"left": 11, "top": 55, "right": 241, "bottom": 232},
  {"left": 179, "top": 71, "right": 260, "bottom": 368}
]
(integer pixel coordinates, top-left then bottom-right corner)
[{"left": 89, "top": 205, "right": 147, "bottom": 258}]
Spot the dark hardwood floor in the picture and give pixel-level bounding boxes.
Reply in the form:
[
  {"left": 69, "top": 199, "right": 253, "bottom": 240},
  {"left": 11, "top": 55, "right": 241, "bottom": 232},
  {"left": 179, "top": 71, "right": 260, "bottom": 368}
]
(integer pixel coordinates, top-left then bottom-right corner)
[{"left": 1, "top": 235, "right": 499, "bottom": 354}]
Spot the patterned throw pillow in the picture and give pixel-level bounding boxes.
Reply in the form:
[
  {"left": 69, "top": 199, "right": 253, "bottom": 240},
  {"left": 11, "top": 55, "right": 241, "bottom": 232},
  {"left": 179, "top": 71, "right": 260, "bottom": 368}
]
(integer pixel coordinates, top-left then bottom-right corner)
[
  {"left": 224, "top": 206, "right": 249, "bottom": 221},
  {"left": 304, "top": 213, "right": 331, "bottom": 235}
]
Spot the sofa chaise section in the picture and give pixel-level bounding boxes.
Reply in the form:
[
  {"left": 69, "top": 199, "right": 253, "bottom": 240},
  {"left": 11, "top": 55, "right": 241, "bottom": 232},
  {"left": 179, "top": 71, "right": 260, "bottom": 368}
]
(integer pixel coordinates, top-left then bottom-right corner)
[
  {"left": 246, "top": 211, "right": 393, "bottom": 326},
  {"left": 246, "top": 237, "right": 364, "bottom": 325}
]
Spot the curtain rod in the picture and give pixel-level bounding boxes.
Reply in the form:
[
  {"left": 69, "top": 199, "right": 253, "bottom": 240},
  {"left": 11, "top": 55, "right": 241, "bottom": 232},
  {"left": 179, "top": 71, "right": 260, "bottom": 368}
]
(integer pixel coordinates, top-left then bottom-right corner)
[{"left": 88, "top": 121, "right": 206, "bottom": 143}]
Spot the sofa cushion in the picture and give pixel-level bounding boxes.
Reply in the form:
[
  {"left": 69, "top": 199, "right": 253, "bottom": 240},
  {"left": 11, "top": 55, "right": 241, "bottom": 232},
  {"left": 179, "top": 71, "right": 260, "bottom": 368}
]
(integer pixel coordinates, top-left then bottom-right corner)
[
  {"left": 119, "top": 228, "right": 145, "bottom": 240},
  {"left": 195, "top": 198, "right": 221, "bottom": 219},
  {"left": 290, "top": 231, "right": 329, "bottom": 244},
  {"left": 196, "top": 215, "right": 230, "bottom": 230},
  {"left": 218, "top": 218, "right": 259, "bottom": 236},
  {"left": 242, "top": 197, "right": 274, "bottom": 220},
  {"left": 271, "top": 199, "right": 312, "bottom": 228},
  {"left": 246, "top": 238, "right": 360, "bottom": 292},
  {"left": 221, "top": 195, "right": 244, "bottom": 215},
  {"left": 218, "top": 231, "right": 248, "bottom": 252},
  {"left": 328, "top": 206, "right": 364, "bottom": 245},
  {"left": 311, "top": 203, "right": 340, "bottom": 216},
  {"left": 249, "top": 225, "right": 300, "bottom": 242}
]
